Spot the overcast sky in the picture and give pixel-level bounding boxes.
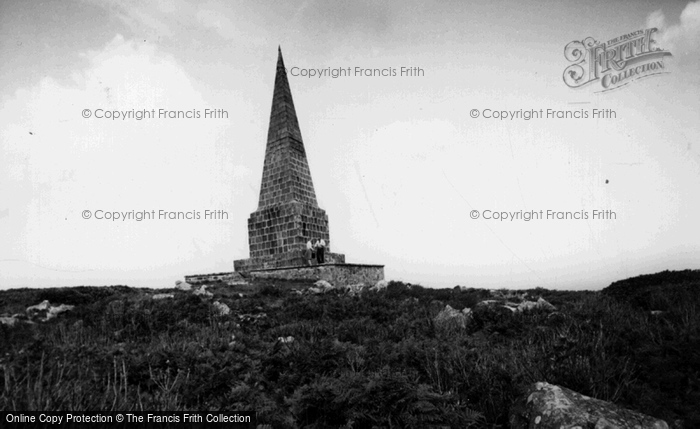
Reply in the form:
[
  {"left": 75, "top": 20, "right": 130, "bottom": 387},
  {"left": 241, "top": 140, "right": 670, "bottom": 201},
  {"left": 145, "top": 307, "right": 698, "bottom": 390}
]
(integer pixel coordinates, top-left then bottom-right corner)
[{"left": 1, "top": 0, "right": 699, "bottom": 290}]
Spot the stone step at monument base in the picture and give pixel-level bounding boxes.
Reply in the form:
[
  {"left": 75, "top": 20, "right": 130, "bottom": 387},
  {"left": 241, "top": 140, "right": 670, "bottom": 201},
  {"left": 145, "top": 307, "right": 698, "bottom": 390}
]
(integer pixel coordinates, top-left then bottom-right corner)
[
  {"left": 234, "top": 250, "right": 345, "bottom": 272},
  {"left": 185, "top": 271, "right": 246, "bottom": 285},
  {"left": 245, "top": 263, "right": 384, "bottom": 287}
]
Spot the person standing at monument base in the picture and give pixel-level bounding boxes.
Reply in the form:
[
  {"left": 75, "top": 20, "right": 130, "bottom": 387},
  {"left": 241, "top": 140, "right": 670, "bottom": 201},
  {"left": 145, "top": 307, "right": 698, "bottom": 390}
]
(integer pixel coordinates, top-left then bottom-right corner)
[
  {"left": 316, "top": 238, "right": 326, "bottom": 264},
  {"left": 306, "top": 239, "right": 315, "bottom": 265}
]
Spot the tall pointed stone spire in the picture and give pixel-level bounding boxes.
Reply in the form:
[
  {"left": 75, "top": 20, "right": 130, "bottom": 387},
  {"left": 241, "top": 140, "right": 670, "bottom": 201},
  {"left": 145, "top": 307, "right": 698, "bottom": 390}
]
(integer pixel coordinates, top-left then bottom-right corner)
[
  {"left": 233, "top": 48, "right": 345, "bottom": 271},
  {"left": 257, "top": 47, "right": 318, "bottom": 210},
  {"left": 189, "top": 48, "right": 383, "bottom": 285}
]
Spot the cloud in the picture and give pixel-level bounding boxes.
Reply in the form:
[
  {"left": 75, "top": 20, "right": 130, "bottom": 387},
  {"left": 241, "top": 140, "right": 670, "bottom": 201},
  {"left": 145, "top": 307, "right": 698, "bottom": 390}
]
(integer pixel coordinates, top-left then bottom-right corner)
[
  {"left": 294, "top": 0, "right": 392, "bottom": 40},
  {"left": 83, "top": 0, "right": 267, "bottom": 45},
  {"left": 193, "top": 2, "right": 268, "bottom": 46},
  {"left": 81, "top": 0, "right": 175, "bottom": 38},
  {"left": 647, "top": 1, "right": 700, "bottom": 61},
  {"left": 196, "top": 8, "right": 238, "bottom": 40},
  {"left": 0, "top": 34, "right": 232, "bottom": 279}
]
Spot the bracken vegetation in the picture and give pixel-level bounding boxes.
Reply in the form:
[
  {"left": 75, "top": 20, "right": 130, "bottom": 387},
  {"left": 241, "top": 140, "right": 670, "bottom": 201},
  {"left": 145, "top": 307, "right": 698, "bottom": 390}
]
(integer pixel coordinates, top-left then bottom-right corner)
[{"left": 1, "top": 270, "right": 699, "bottom": 428}]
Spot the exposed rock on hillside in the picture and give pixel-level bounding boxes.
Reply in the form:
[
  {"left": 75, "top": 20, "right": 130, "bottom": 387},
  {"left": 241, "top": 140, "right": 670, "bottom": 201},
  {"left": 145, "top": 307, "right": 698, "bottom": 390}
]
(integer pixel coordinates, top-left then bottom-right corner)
[
  {"left": 516, "top": 297, "right": 556, "bottom": 312},
  {"left": 313, "top": 280, "right": 333, "bottom": 292},
  {"left": 26, "top": 300, "right": 74, "bottom": 321},
  {"left": 152, "top": 293, "right": 174, "bottom": 300},
  {"left": 213, "top": 301, "right": 230, "bottom": 316},
  {"left": 175, "top": 280, "right": 193, "bottom": 291},
  {"left": 343, "top": 283, "right": 367, "bottom": 296},
  {"left": 434, "top": 304, "right": 471, "bottom": 330},
  {"left": 478, "top": 297, "right": 555, "bottom": 313},
  {"left": 509, "top": 382, "right": 669, "bottom": 429},
  {"left": 0, "top": 316, "right": 20, "bottom": 326},
  {"left": 371, "top": 280, "right": 389, "bottom": 291},
  {"left": 193, "top": 286, "right": 213, "bottom": 297},
  {"left": 490, "top": 289, "right": 529, "bottom": 301}
]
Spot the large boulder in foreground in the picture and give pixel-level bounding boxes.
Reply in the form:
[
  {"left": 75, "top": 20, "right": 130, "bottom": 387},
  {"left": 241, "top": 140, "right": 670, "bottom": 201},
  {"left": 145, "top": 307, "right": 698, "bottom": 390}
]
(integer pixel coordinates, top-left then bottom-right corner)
[{"left": 510, "top": 382, "right": 668, "bottom": 429}]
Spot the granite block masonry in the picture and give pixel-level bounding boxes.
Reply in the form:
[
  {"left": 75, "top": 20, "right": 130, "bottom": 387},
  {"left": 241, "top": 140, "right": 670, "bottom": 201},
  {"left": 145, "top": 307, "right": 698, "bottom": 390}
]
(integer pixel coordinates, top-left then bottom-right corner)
[{"left": 188, "top": 47, "right": 383, "bottom": 286}]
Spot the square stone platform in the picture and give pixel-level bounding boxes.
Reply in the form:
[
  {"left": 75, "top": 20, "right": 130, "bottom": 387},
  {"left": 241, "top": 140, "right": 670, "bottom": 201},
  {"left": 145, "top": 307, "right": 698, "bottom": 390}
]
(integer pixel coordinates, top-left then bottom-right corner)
[
  {"left": 186, "top": 263, "right": 384, "bottom": 287},
  {"left": 244, "top": 263, "right": 384, "bottom": 286}
]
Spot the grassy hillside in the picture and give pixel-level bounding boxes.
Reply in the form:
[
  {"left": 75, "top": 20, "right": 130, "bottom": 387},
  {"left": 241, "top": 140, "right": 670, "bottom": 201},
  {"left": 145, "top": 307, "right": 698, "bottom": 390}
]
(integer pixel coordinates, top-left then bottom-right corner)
[{"left": 1, "top": 271, "right": 699, "bottom": 428}]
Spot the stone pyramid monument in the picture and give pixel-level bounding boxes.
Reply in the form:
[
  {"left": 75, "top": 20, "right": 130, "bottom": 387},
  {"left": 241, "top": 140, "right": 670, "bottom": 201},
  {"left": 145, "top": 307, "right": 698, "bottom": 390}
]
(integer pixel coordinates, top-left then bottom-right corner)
[
  {"left": 234, "top": 47, "right": 346, "bottom": 272},
  {"left": 187, "top": 48, "right": 383, "bottom": 286}
]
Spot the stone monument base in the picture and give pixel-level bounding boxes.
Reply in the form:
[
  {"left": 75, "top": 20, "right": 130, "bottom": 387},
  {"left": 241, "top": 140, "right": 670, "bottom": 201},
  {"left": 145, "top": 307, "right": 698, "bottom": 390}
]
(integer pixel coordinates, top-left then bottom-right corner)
[
  {"left": 185, "top": 271, "right": 243, "bottom": 285},
  {"left": 234, "top": 250, "right": 345, "bottom": 272},
  {"left": 185, "top": 263, "right": 384, "bottom": 287},
  {"left": 244, "top": 263, "right": 384, "bottom": 286}
]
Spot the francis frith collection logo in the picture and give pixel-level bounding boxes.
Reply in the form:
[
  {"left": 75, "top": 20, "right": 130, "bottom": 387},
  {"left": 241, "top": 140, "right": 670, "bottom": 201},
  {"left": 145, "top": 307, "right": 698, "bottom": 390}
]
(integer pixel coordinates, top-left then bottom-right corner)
[{"left": 563, "top": 28, "right": 672, "bottom": 93}]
